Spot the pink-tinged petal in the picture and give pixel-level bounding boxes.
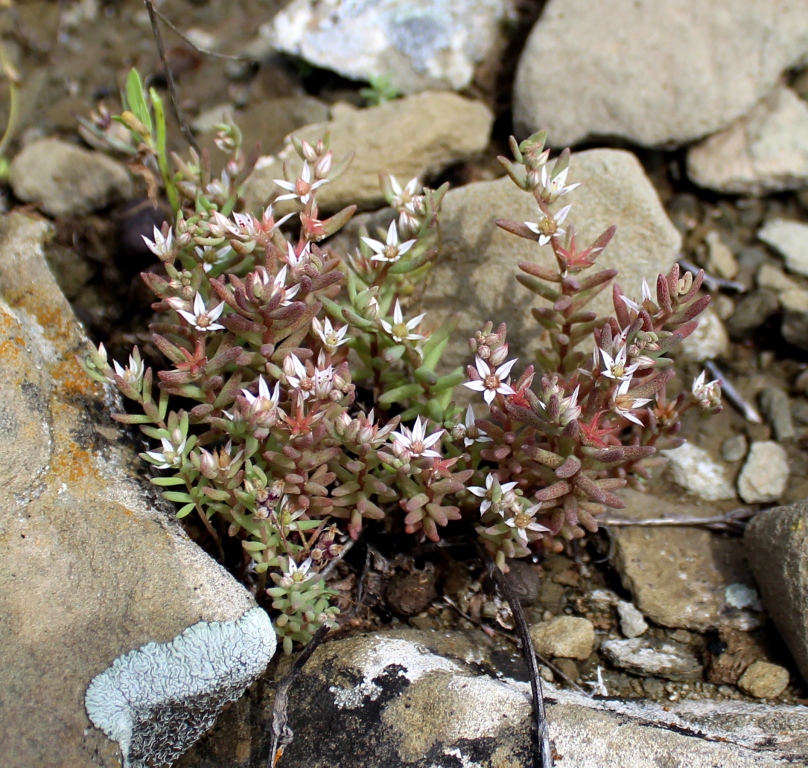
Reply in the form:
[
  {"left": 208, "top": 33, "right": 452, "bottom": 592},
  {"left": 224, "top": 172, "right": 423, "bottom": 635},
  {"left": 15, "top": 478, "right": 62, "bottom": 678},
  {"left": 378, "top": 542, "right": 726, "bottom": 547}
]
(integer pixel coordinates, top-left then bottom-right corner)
[
  {"left": 209, "top": 301, "right": 226, "bottom": 321},
  {"left": 274, "top": 192, "right": 298, "bottom": 202},
  {"left": 422, "top": 448, "right": 442, "bottom": 458},
  {"left": 422, "top": 431, "right": 443, "bottom": 449},
  {"left": 496, "top": 358, "right": 518, "bottom": 379},
  {"left": 361, "top": 236, "right": 385, "bottom": 254},
  {"left": 498, "top": 383, "right": 516, "bottom": 396},
  {"left": 474, "top": 356, "right": 491, "bottom": 378},
  {"left": 177, "top": 310, "right": 196, "bottom": 325},
  {"left": 483, "top": 389, "right": 496, "bottom": 405},
  {"left": 463, "top": 381, "right": 487, "bottom": 392},
  {"left": 273, "top": 179, "right": 296, "bottom": 192},
  {"left": 398, "top": 239, "right": 416, "bottom": 256},
  {"left": 467, "top": 486, "right": 487, "bottom": 497},
  {"left": 556, "top": 204, "right": 572, "bottom": 224}
]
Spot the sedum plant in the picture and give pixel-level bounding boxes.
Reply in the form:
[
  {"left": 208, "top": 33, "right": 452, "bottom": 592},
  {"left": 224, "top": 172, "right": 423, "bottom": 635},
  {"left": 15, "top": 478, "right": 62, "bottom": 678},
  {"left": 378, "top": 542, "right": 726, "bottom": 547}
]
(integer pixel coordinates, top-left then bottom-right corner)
[{"left": 80, "top": 71, "right": 719, "bottom": 652}]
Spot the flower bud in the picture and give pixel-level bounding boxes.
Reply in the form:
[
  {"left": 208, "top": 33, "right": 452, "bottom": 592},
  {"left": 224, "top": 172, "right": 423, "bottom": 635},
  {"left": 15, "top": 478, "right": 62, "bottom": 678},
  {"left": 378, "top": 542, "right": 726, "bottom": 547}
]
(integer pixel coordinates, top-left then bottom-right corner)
[{"left": 314, "top": 151, "right": 332, "bottom": 179}]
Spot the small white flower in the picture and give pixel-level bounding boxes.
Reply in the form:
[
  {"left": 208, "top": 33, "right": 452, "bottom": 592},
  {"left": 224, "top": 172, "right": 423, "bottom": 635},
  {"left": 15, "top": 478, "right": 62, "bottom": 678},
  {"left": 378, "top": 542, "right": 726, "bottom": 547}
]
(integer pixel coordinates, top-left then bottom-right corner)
[
  {"left": 539, "top": 165, "right": 580, "bottom": 201},
  {"left": 144, "top": 437, "right": 187, "bottom": 470},
  {"left": 504, "top": 512, "right": 551, "bottom": 545},
  {"left": 361, "top": 221, "right": 416, "bottom": 264},
  {"left": 285, "top": 556, "right": 313, "bottom": 579},
  {"left": 273, "top": 162, "right": 328, "bottom": 204},
  {"left": 619, "top": 279, "right": 653, "bottom": 313},
  {"left": 467, "top": 474, "right": 518, "bottom": 516},
  {"left": 462, "top": 405, "right": 492, "bottom": 447},
  {"left": 391, "top": 416, "right": 444, "bottom": 460},
  {"left": 390, "top": 175, "right": 420, "bottom": 209},
  {"left": 177, "top": 293, "right": 226, "bottom": 332},
  {"left": 599, "top": 344, "right": 640, "bottom": 382},
  {"left": 380, "top": 299, "right": 426, "bottom": 343},
  {"left": 195, "top": 244, "right": 231, "bottom": 273},
  {"left": 524, "top": 204, "right": 572, "bottom": 246},
  {"left": 241, "top": 376, "right": 281, "bottom": 408},
  {"left": 256, "top": 264, "right": 301, "bottom": 305},
  {"left": 611, "top": 377, "right": 652, "bottom": 425},
  {"left": 691, "top": 370, "right": 721, "bottom": 410},
  {"left": 112, "top": 350, "right": 144, "bottom": 386},
  {"left": 312, "top": 316, "right": 349, "bottom": 351},
  {"left": 464, "top": 355, "right": 517, "bottom": 405},
  {"left": 142, "top": 225, "right": 174, "bottom": 260}
]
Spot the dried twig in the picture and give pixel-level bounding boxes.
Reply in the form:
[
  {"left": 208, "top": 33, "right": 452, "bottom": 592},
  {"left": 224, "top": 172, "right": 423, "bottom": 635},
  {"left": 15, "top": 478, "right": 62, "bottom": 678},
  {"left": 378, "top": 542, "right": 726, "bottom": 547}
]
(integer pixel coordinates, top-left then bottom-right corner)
[
  {"left": 442, "top": 596, "right": 590, "bottom": 697},
  {"left": 704, "top": 360, "right": 763, "bottom": 424},
  {"left": 148, "top": 4, "right": 255, "bottom": 62},
  {"left": 600, "top": 506, "right": 756, "bottom": 533},
  {"left": 143, "top": 0, "right": 199, "bottom": 154},
  {"left": 267, "top": 623, "right": 330, "bottom": 768},
  {"left": 476, "top": 542, "right": 554, "bottom": 768}
]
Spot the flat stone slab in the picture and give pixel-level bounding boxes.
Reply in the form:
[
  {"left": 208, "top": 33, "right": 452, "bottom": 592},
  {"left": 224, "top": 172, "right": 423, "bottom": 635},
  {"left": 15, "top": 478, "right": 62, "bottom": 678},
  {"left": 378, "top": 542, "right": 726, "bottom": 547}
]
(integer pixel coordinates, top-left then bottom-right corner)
[
  {"left": 610, "top": 490, "right": 760, "bottom": 631},
  {"left": 178, "top": 630, "right": 808, "bottom": 767},
  {"left": 0, "top": 213, "right": 273, "bottom": 768}
]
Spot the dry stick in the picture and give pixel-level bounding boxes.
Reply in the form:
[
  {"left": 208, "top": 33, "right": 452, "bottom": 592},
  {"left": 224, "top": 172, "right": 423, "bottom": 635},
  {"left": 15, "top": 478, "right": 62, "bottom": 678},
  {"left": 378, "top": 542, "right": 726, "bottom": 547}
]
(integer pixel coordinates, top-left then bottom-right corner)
[
  {"left": 267, "top": 623, "right": 330, "bottom": 768},
  {"left": 442, "top": 596, "right": 591, "bottom": 697},
  {"left": 476, "top": 542, "right": 554, "bottom": 768},
  {"left": 143, "top": 0, "right": 200, "bottom": 154},
  {"left": 149, "top": 4, "right": 255, "bottom": 62},
  {"left": 600, "top": 506, "right": 756, "bottom": 532},
  {"left": 704, "top": 360, "right": 763, "bottom": 424}
]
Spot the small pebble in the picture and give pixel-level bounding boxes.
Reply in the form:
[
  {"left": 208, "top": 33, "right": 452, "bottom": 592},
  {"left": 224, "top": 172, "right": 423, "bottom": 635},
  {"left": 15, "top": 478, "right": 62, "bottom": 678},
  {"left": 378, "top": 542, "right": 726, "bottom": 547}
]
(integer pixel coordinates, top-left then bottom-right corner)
[
  {"left": 662, "top": 443, "right": 736, "bottom": 500},
  {"left": 737, "top": 441, "right": 790, "bottom": 503},
  {"left": 705, "top": 231, "right": 739, "bottom": 279},
  {"left": 759, "top": 387, "right": 796, "bottom": 441},
  {"left": 553, "top": 658, "right": 580, "bottom": 683},
  {"left": 721, "top": 434, "right": 748, "bottom": 462},
  {"left": 617, "top": 600, "right": 648, "bottom": 638},
  {"left": 600, "top": 637, "right": 703, "bottom": 681},
  {"left": 530, "top": 616, "right": 595, "bottom": 660},
  {"left": 737, "top": 661, "right": 790, "bottom": 699}
]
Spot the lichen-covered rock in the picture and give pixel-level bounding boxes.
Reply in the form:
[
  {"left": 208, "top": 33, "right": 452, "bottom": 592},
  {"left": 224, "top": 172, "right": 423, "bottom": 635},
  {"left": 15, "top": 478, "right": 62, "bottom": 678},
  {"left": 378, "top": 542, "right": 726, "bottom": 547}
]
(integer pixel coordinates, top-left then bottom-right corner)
[
  {"left": 514, "top": 0, "right": 808, "bottom": 148},
  {"left": 661, "top": 442, "right": 736, "bottom": 501},
  {"left": 0, "top": 213, "right": 272, "bottom": 768},
  {"left": 423, "top": 148, "right": 680, "bottom": 372},
  {"left": 687, "top": 86, "right": 808, "bottom": 195},
  {"left": 10, "top": 137, "right": 133, "bottom": 217},
  {"left": 85, "top": 608, "right": 275, "bottom": 768},
  {"left": 260, "top": 0, "right": 509, "bottom": 94},
  {"left": 241, "top": 92, "right": 492, "bottom": 214},
  {"left": 178, "top": 629, "right": 808, "bottom": 767}
]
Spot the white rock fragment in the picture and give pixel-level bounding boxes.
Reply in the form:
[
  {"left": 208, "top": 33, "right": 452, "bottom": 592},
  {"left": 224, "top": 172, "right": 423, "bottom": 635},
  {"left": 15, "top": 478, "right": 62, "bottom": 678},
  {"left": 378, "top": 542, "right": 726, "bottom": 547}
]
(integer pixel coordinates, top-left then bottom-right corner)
[
  {"left": 678, "top": 308, "right": 730, "bottom": 362},
  {"left": 662, "top": 443, "right": 736, "bottom": 501},
  {"left": 758, "top": 219, "right": 808, "bottom": 278},
  {"left": 737, "top": 441, "right": 789, "bottom": 504},
  {"left": 687, "top": 87, "right": 808, "bottom": 195},
  {"left": 85, "top": 607, "right": 276, "bottom": 768},
  {"left": 261, "top": 0, "right": 509, "bottom": 94},
  {"left": 617, "top": 601, "right": 649, "bottom": 638}
]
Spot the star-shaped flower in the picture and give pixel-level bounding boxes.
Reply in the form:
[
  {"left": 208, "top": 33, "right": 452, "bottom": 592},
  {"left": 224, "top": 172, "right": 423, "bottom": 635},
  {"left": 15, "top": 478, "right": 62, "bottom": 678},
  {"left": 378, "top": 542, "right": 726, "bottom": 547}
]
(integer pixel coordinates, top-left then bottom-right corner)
[
  {"left": 464, "top": 356, "right": 517, "bottom": 405},
  {"left": 143, "top": 437, "right": 187, "bottom": 470},
  {"left": 467, "top": 474, "right": 518, "bottom": 516},
  {"left": 390, "top": 416, "right": 444, "bottom": 460},
  {"left": 142, "top": 225, "right": 174, "bottom": 260},
  {"left": 312, "top": 316, "right": 349, "bottom": 351},
  {"left": 524, "top": 204, "right": 572, "bottom": 246},
  {"left": 361, "top": 221, "right": 416, "bottom": 264},
  {"left": 380, "top": 299, "right": 426, "bottom": 343},
  {"left": 611, "top": 377, "right": 653, "bottom": 425},
  {"left": 177, "top": 293, "right": 226, "bottom": 332},
  {"left": 273, "top": 162, "right": 328, "bottom": 204}
]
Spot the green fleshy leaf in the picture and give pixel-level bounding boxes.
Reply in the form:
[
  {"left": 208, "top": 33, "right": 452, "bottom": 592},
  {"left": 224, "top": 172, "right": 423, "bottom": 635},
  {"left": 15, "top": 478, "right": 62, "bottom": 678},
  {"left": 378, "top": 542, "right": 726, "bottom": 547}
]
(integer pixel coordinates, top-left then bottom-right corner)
[{"left": 150, "top": 476, "right": 187, "bottom": 487}]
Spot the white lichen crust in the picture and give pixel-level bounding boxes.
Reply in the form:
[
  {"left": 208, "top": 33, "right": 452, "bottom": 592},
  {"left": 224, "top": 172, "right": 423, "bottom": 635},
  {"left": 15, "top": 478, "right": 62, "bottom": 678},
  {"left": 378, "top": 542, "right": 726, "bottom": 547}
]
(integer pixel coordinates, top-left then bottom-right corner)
[{"left": 85, "top": 607, "right": 276, "bottom": 768}]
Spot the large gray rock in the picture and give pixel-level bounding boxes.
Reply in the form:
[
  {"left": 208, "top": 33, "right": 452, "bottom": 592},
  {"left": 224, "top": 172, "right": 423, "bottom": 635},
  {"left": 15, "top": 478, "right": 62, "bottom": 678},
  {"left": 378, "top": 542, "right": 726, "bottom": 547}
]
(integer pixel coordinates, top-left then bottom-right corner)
[
  {"left": 758, "top": 218, "right": 808, "bottom": 278},
  {"left": 745, "top": 502, "right": 808, "bottom": 685},
  {"left": 514, "top": 0, "right": 808, "bottom": 148},
  {"left": 610, "top": 490, "right": 760, "bottom": 632},
  {"left": 0, "top": 213, "right": 274, "bottom": 768},
  {"left": 600, "top": 637, "right": 703, "bottom": 681},
  {"left": 242, "top": 92, "right": 493, "bottom": 213},
  {"left": 10, "top": 137, "right": 134, "bottom": 217},
  {"left": 178, "top": 629, "right": 808, "bottom": 767},
  {"left": 422, "top": 149, "right": 681, "bottom": 372},
  {"left": 261, "top": 0, "right": 509, "bottom": 94},
  {"left": 687, "top": 86, "right": 808, "bottom": 195}
]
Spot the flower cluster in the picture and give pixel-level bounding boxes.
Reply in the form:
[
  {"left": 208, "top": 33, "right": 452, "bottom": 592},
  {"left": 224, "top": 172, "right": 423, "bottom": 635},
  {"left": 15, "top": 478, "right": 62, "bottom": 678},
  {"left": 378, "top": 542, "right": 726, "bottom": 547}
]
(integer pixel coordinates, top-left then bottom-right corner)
[{"left": 81, "top": 73, "right": 719, "bottom": 647}]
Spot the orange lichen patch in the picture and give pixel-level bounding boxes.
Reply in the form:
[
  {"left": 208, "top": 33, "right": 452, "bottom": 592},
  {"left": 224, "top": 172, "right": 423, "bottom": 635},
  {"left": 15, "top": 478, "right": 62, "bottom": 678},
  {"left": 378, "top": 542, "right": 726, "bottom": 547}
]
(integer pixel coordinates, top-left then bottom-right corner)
[
  {"left": 47, "top": 437, "right": 97, "bottom": 485},
  {"left": 52, "top": 357, "right": 104, "bottom": 401},
  {"left": 26, "top": 301, "right": 82, "bottom": 349},
  {"left": 0, "top": 335, "right": 27, "bottom": 359}
]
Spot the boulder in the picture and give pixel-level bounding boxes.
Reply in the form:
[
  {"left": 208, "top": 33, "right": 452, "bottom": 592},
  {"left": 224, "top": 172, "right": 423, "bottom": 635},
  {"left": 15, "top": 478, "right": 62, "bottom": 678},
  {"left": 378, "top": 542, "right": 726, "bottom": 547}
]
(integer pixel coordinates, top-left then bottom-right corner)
[
  {"left": 514, "top": 0, "right": 808, "bottom": 148},
  {"left": 0, "top": 213, "right": 274, "bottom": 768}
]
